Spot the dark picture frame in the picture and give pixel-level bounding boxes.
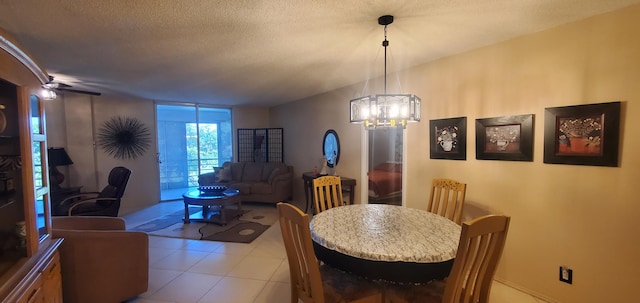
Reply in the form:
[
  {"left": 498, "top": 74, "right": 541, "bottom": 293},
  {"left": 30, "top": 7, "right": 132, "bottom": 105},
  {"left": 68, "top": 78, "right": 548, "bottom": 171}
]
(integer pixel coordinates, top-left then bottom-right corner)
[
  {"left": 475, "top": 114, "right": 534, "bottom": 161},
  {"left": 543, "top": 101, "right": 621, "bottom": 167},
  {"left": 430, "top": 117, "right": 467, "bottom": 160}
]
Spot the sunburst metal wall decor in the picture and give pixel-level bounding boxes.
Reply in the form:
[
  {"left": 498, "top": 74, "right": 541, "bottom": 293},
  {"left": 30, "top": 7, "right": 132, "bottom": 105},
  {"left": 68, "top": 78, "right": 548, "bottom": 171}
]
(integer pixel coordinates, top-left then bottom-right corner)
[{"left": 97, "top": 116, "right": 151, "bottom": 160}]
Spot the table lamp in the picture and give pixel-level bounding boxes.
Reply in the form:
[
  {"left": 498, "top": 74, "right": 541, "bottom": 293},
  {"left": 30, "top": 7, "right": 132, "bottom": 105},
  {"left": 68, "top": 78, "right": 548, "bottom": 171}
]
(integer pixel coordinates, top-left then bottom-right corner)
[{"left": 47, "top": 147, "right": 73, "bottom": 189}]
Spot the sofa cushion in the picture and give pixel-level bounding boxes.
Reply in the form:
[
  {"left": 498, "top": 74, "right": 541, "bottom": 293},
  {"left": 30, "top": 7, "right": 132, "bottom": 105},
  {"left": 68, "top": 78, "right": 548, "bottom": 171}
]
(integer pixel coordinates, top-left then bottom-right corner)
[
  {"left": 268, "top": 168, "right": 282, "bottom": 183},
  {"left": 229, "top": 182, "right": 252, "bottom": 195},
  {"left": 242, "top": 162, "right": 264, "bottom": 182},
  {"left": 198, "top": 172, "right": 217, "bottom": 186},
  {"left": 251, "top": 182, "right": 273, "bottom": 194},
  {"left": 261, "top": 163, "right": 285, "bottom": 181},
  {"left": 214, "top": 166, "right": 224, "bottom": 175},
  {"left": 226, "top": 162, "right": 245, "bottom": 181}
]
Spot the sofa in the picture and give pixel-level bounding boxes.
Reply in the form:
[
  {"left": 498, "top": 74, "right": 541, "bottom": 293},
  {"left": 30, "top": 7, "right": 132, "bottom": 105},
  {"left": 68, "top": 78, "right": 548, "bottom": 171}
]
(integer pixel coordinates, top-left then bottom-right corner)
[{"left": 198, "top": 161, "right": 293, "bottom": 204}]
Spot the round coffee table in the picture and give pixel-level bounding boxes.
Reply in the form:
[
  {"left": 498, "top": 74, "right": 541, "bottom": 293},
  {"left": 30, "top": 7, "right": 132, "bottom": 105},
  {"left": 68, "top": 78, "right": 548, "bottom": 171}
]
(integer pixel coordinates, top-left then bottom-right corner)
[{"left": 182, "top": 188, "right": 242, "bottom": 225}]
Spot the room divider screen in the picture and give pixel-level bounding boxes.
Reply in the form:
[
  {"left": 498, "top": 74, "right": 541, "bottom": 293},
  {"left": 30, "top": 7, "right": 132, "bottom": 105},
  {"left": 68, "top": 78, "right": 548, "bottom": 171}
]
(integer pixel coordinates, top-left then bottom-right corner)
[{"left": 237, "top": 128, "right": 283, "bottom": 163}]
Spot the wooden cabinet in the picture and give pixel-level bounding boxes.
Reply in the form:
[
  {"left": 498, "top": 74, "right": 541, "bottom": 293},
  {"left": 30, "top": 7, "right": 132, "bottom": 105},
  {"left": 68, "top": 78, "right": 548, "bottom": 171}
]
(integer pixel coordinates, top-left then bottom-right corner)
[
  {"left": 3, "top": 241, "right": 62, "bottom": 303},
  {"left": 15, "top": 278, "right": 43, "bottom": 303},
  {"left": 0, "top": 27, "right": 63, "bottom": 302},
  {"left": 41, "top": 251, "right": 62, "bottom": 303}
]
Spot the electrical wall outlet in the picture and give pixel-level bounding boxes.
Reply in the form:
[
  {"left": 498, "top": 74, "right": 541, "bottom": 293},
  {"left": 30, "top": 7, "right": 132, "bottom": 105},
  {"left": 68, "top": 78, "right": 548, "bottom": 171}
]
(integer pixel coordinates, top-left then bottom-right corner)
[{"left": 559, "top": 266, "right": 573, "bottom": 284}]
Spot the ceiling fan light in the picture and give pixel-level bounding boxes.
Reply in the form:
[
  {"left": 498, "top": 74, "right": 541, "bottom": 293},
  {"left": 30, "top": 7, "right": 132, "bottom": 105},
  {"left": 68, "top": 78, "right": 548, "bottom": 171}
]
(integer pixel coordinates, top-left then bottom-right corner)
[{"left": 41, "top": 88, "right": 57, "bottom": 100}]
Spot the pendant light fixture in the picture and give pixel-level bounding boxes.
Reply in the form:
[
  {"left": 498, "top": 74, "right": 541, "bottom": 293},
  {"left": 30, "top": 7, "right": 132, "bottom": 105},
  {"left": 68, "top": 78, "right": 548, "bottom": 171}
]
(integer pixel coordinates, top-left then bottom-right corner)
[{"left": 350, "top": 15, "right": 421, "bottom": 128}]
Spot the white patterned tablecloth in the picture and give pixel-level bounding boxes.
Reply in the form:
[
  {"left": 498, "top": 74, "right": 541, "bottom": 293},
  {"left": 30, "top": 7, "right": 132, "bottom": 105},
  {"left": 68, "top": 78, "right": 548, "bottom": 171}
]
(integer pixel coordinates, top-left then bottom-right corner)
[{"left": 310, "top": 204, "right": 461, "bottom": 263}]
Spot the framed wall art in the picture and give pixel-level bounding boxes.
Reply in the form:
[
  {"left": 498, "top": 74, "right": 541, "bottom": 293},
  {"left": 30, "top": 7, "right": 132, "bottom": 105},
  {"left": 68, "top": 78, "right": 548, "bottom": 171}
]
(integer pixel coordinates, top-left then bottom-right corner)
[
  {"left": 475, "top": 114, "right": 534, "bottom": 161},
  {"left": 429, "top": 117, "right": 467, "bottom": 160},
  {"left": 543, "top": 101, "right": 621, "bottom": 167}
]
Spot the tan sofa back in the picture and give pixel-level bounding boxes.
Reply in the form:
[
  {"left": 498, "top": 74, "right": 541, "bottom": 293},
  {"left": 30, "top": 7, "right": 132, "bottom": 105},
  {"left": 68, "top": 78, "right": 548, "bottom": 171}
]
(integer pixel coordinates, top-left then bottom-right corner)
[
  {"left": 221, "top": 161, "right": 290, "bottom": 182},
  {"left": 200, "top": 162, "right": 293, "bottom": 203}
]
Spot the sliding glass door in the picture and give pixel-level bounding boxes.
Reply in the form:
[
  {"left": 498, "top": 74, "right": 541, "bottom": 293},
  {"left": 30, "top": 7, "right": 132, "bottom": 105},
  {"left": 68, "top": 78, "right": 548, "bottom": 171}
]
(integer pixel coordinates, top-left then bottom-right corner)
[{"left": 156, "top": 104, "right": 232, "bottom": 201}]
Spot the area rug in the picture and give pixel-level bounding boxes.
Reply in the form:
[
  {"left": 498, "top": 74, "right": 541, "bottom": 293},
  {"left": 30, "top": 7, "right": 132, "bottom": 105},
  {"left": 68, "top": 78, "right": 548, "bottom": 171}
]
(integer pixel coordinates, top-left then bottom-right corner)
[{"left": 130, "top": 203, "right": 278, "bottom": 243}]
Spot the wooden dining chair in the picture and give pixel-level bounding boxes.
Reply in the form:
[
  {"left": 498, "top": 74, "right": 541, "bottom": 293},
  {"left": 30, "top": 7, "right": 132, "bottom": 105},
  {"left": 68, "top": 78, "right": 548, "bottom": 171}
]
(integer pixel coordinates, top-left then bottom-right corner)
[
  {"left": 427, "top": 178, "right": 467, "bottom": 224},
  {"left": 277, "top": 202, "right": 382, "bottom": 303},
  {"left": 313, "top": 175, "right": 345, "bottom": 214},
  {"left": 384, "top": 214, "right": 511, "bottom": 303}
]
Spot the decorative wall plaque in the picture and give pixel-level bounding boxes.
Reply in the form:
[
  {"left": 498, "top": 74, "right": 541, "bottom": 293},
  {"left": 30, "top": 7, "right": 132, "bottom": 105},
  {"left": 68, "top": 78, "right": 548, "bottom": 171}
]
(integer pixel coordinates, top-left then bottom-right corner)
[{"left": 97, "top": 116, "right": 151, "bottom": 160}]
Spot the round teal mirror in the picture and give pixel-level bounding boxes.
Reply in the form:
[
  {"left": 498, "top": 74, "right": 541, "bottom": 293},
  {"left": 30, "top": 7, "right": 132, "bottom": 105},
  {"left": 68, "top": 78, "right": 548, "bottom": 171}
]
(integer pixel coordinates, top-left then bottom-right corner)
[{"left": 323, "top": 129, "right": 340, "bottom": 168}]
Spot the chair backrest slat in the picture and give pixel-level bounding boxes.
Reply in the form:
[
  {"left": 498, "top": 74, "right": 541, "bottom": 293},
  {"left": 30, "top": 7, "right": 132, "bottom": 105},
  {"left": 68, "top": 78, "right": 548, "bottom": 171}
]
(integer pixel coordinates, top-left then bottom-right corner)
[
  {"left": 427, "top": 178, "right": 467, "bottom": 224},
  {"left": 313, "top": 176, "right": 344, "bottom": 214},
  {"left": 442, "top": 215, "right": 511, "bottom": 303},
  {"left": 278, "top": 203, "right": 325, "bottom": 303}
]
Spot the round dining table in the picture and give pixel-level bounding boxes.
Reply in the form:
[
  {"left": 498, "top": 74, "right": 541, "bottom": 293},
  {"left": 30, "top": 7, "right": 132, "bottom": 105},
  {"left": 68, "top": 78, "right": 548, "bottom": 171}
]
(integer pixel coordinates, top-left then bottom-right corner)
[{"left": 309, "top": 204, "right": 461, "bottom": 283}]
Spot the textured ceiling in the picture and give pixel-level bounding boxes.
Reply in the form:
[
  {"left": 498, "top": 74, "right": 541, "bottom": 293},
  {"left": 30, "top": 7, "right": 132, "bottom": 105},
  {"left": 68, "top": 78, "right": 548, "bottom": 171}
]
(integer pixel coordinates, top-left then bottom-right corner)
[{"left": 1, "top": 0, "right": 639, "bottom": 106}]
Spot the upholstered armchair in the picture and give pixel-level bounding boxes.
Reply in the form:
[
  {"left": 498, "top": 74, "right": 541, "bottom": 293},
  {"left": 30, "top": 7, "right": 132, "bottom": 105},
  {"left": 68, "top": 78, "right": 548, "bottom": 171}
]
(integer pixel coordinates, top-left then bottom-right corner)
[{"left": 52, "top": 216, "right": 148, "bottom": 303}]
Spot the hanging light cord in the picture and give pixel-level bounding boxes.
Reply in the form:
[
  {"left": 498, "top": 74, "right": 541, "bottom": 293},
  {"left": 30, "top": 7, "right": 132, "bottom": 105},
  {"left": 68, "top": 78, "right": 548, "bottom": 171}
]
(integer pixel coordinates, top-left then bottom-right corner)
[
  {"left": 383, "top": 26, "right": 405, "bottom": 95},
  {"left": 383, "top": 24, "right": 389, "bottom": 95},
  {"left": 359, "top": 45, "right": 382, "bottom": 98}
]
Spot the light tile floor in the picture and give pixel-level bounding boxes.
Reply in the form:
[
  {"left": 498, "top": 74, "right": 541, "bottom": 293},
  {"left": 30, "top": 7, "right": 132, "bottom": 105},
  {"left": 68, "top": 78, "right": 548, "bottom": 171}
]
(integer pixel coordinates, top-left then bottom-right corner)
[{"left": 123, "top": 201, "right": 547, "bottom": 303}]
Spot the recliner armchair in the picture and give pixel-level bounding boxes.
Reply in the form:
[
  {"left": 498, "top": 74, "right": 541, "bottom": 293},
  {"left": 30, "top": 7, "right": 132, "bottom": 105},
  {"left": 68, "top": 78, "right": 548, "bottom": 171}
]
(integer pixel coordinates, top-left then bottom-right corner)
[
  {"left": 54, "top": 166, "right": 131, "bottom": 216},
  {"left": 52, "top": 216, "right": 149, "bottom": 303}
]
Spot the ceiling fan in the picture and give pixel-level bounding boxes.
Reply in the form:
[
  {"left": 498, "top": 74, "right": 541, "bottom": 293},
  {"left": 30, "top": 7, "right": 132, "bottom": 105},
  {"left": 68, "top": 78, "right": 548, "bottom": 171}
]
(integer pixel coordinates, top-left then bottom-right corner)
[{"left": 44, "top": 76, "right": 102, "bottom": 96}]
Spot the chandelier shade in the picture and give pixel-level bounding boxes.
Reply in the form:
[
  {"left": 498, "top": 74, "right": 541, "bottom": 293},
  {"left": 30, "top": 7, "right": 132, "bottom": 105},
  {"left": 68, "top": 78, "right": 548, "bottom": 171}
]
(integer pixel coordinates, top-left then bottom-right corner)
[
  {"left": 350, "top": 94, "right": 421, "bottom": 128},
  {"left": 349, "top": 15, "right": 422, "bottom": 129}
]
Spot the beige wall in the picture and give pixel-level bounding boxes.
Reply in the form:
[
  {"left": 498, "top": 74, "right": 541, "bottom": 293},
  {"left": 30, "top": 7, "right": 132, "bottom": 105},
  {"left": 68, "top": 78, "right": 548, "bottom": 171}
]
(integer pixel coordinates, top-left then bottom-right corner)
[
  {"left": 47, "top": 93, "right": 96, "bottom": 192},
  {"left": 232, "top": 106, "right": 270, "bottom": 130},
  {"left": 270, "top": 88, "right": 365, "bottom": 205},
  {"left": 46, "top": 93, "right": 159, "bottom": 214},
  {"left": 231, "top": 106, "right": 271, "bottom": 161},
  {"left": 272, "top": 5, "right": 640, "bottom": 303}
]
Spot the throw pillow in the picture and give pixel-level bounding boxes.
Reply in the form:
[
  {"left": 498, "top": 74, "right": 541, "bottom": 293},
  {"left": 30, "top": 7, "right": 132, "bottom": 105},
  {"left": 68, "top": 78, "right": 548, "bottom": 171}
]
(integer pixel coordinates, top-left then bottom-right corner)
[{"left": 217, "top": 167, "right": 232, "bottom": 182}]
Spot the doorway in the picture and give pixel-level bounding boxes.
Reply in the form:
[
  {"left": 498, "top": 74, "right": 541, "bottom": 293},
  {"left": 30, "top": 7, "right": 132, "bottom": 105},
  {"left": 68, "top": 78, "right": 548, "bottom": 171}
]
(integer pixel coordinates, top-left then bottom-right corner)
[
  {"left": 156, "top": 104, "right": 232, "bottom": 201},
  {"left": 367, "top": 128, "right": 403, "bottom": 205}
]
